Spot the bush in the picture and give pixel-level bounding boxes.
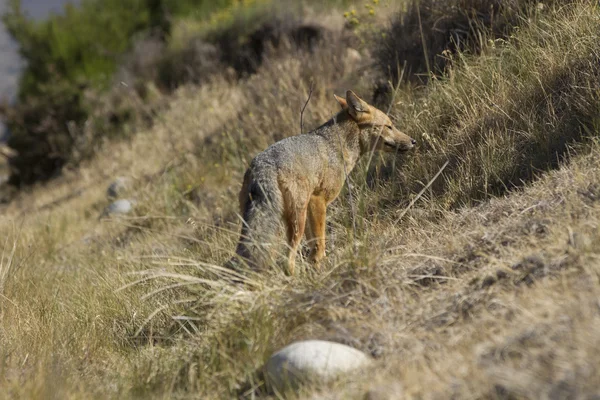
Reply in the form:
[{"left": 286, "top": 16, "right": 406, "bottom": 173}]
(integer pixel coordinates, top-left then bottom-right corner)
[
  {"left": 156, "top": 38, "right": 224, "bottom": 89},
  {"left": 211, "top": 17, "right": 326, "bottom": 76},
  {"left": 0, "top": 0, "right": 239, "bottom": 186},
  {"left": 2, "top": 0, "right": 234, "bottom": 96},
  {"left": 0, "top": 79, "right": 88, "bottom": 184},
  {"left": 0, "top": 78, "right": 163, "bottom": 185},
  {"left": 2, "top": 0, "right": 158, "bottom": 97},
  {"left": 121, "top": 7, "right": 330, "bottom": 90}
]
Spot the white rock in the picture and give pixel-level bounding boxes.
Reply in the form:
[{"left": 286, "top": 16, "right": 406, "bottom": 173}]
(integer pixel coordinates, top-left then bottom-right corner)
[
  {"left": 106, "top": 177, "right": 130, "bottom": 199},
  {"left": 265, "top": 340, "right": 372, "bottom": 391},
  {"left": 102, "top": 199, "right": 134, "bottom": 217}
]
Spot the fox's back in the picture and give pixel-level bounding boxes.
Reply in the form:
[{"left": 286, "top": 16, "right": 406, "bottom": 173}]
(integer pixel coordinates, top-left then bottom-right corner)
[{"left": 250, "top": 133, "right": 333, "bottom": 183}]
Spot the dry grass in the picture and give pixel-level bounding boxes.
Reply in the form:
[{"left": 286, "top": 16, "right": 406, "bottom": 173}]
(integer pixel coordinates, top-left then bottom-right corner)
[
  {"left": 1, "top": 1, "right": 600, "bottom": 399},
  {"left": 379, "top": 0, "right": 600, "bottom": 210}
]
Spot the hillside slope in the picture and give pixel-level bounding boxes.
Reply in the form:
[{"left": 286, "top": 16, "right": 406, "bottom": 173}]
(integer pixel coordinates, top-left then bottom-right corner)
[{"left": 1, "top": 1, "right": 600, "bottom": 399}]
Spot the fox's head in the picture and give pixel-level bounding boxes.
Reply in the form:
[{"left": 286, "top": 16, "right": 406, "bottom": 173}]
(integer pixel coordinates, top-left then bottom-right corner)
[{"left": 335, "top": 90, "right": 416, "bottom": 153}]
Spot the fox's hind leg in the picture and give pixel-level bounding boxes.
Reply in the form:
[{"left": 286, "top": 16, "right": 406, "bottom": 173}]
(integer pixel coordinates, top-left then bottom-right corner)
[
  {"left": 306, "top": 195, "right": 326, "bottom": 268},
  {"left": 233, "top": 170, "right": 253, "bottom": 265},
  {"left": 238, "top": 169, "right": 252, "bottom": 215},
  {"left": 282, "top": 187, "right": 309, "bottom": 276}
]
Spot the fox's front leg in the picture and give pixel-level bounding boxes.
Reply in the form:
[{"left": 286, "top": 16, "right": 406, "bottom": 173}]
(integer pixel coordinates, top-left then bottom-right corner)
[{"left": 307, "top": 195, "right": 327, "bottom": 268}]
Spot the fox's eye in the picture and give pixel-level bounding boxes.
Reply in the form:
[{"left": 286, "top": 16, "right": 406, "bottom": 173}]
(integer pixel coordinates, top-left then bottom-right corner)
[{"left": 386, "top": 125, "right": 392, "bottom": 130}]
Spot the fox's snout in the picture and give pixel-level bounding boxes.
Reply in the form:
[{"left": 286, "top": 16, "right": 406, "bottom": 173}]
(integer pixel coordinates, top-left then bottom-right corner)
[
  {"left": 384, "top": 128, "right": 416, "bottom": 152},
  {"left": 408, "top": 137, "right": 417, "bottom": 149},
  {"left": 402, "top": 135, "right": 417, "bottom": 150}
]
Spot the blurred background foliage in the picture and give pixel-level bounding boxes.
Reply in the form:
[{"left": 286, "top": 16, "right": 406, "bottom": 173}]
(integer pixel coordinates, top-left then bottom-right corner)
[
  {"left": 0, "top": 0, "right": 256, "bottom": 184},
  {"left": 3, "top": 0, "right": 239, "bottom": 97}
]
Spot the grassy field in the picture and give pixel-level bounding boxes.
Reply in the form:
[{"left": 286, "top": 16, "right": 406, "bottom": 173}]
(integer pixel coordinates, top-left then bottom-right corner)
[{"left": 1, "top": 0, "right": 600, "bottom": 398}]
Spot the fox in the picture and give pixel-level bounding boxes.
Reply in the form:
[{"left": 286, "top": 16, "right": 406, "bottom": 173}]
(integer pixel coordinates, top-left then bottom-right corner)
[{"left": 231, "top": 90, "right": 416, "bottom": 275}]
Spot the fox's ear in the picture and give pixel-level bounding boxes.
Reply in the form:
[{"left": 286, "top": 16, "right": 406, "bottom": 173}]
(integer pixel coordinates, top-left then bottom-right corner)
[
  {"left": 346, "top": 90, "right": 370, "bottom": 119},
  {"left": 334, "top": 94, "right": 348, "bottom": 109}
]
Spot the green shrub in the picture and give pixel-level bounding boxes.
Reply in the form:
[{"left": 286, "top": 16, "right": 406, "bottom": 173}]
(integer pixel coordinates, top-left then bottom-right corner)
[
  {"left": 0, "top": 79, "right": 89, "bottom": 184},
  {"left": 0, "top": 0, "right": 235, "bottom": 185},
  {"left": 3, "top": 0, "right": 234, "bottom": 96},
  {"left": 3, "top": 0, "right": 155, "bottom": 96}
]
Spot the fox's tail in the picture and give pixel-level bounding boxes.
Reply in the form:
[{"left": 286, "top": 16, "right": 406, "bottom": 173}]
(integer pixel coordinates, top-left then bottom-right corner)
[{"left": 230, "top": 168, "right": 283, "bottom": 271}]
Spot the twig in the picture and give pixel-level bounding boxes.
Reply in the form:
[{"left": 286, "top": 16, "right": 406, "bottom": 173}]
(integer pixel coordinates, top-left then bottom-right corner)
[
  {"left": 300, "top": 80, "right": 314, "bottom": 134},
  {"left": 398, "top": 253, "right": 461, "bottom": 265},
  {"left": 394, "top": 160, "right": 449, "bottom": 224},
  {"left": 416, "top": 0, "right": 432, "bottom": 79},
  {"left": 0, "top": 145, "right": 16, "bottom": 159}
]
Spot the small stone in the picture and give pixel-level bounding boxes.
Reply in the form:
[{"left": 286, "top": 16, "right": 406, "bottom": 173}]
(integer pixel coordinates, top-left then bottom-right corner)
[
  {"left": 481, "top": 275, "right": 497, "bottom": 288},
  {"left": 101, "top": 199, "right": 134, "bottom": 218},
  {"left": 107, "top": 177, "right": 130, "bottom": 199},
  {"left": 265, "top": 340, "right": 372, "bottom": 391}
]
